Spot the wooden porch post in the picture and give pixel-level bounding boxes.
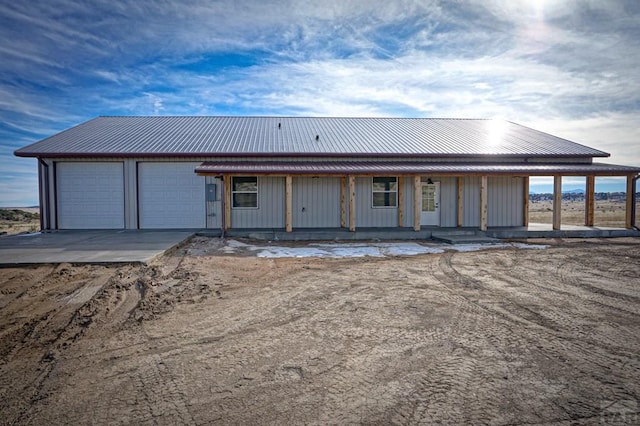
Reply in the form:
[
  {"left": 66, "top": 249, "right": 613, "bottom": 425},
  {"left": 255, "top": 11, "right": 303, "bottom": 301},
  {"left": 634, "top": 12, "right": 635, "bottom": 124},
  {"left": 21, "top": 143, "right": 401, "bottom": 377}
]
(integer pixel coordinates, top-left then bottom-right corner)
[
  {"left": 340, "top": 177, "right": 346, "bottom": 228},
  {"left": 398, "top": 176, "right": 404, "bottom": 227},
  {"left": 413, "top": 176, "right": 421, "bottom": 231},
  {"left": 480, "top": 176, "right": 488, "bottom": 231},
  {"left": 348, "top": 175, "right": 356, "bottom": 232},
  {"left": 285, "top": 175, "right": 293, "bottom": 232},
  {"left": 223, "top": 175, "right": 232, "bottom": 231},
  {"left": 457, "top": 176, "right": 464, "bottom": 227},
  {"left": 626, "top": 174, "right": 635, "bottom": 229},
  {"left": 585, "top": 175, "right": 595, "bottom": 226},
  {"left": 553, "top": 175, "right": 562, "bottom": 230},
  {"left": 523, "top": 176, "right": 529, "bottom": 227}
]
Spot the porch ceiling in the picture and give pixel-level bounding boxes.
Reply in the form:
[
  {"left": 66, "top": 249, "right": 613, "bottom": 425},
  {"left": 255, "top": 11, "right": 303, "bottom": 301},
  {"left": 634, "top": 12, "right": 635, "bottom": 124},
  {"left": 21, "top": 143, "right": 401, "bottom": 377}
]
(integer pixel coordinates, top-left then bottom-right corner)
[{"left": 195, "top": 160, "right": 640, "bottom": 176}]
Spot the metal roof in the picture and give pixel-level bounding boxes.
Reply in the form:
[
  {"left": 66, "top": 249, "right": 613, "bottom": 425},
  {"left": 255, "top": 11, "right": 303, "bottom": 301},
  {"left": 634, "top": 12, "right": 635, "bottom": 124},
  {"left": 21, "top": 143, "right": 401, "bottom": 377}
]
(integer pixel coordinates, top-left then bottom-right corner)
[
  {"left": 15, "top": 116, "right": 610, "bottom": 159},
  {"left": 195, "top": 161, "right": 640, "bottom": 176}
]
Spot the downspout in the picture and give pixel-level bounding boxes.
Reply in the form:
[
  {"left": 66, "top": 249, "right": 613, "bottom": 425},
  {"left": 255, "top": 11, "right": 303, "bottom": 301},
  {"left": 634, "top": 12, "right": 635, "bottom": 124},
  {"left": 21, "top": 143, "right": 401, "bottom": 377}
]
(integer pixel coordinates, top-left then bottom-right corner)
[
  {"left": 38, "top": 158, "right": 50, "bottom": 231},
  {"left": 633, "top": 174, "right": 640, "bottom": 231}
]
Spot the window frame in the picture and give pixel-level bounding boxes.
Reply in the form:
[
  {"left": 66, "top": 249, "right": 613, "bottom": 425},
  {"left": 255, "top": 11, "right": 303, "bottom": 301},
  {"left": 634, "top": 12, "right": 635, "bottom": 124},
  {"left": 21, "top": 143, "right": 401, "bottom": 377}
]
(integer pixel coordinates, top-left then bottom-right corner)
[
  {"left": 231, "top": 176, "right": 259, "bottom": 209},
  {"left": 371, "top": 176, "right": 398, "bottom": 209}
]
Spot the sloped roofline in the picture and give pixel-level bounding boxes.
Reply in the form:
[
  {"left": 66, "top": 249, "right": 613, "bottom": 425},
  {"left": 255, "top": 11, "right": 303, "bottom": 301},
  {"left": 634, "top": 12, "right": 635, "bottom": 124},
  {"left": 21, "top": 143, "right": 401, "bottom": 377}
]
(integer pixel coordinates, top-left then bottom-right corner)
[{"left": 14, "top": 116, "right": 611, "bottom": 159}]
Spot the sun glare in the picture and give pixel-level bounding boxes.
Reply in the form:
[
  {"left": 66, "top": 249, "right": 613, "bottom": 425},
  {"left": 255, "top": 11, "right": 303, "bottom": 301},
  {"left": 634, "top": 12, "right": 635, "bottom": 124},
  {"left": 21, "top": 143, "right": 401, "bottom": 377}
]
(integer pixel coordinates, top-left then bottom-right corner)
[{"left": 487, "top": 119, "right": 507, "bottom": 147}]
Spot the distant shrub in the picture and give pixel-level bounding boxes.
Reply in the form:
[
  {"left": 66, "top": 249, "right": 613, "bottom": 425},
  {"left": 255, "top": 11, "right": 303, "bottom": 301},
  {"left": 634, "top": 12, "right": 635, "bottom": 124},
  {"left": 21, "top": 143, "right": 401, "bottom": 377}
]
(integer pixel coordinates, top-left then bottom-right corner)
[{"left": 0, "top": 209, "right": 39, "bottom": 222}]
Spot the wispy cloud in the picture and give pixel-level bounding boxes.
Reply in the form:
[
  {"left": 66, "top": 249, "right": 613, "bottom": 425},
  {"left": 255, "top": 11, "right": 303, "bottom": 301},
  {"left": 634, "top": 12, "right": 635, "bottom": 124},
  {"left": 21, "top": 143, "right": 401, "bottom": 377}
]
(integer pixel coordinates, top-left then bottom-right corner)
[{"left": 1, "top": 0, "right": 639, "bottom": 205}]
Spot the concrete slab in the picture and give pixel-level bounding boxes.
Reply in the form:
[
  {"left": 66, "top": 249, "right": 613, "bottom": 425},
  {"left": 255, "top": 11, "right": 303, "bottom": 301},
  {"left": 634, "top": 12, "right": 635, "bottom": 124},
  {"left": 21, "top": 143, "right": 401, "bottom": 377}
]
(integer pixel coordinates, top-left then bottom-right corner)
[{"left": 0, "top": 230, "right": 195, "bottom": 265}]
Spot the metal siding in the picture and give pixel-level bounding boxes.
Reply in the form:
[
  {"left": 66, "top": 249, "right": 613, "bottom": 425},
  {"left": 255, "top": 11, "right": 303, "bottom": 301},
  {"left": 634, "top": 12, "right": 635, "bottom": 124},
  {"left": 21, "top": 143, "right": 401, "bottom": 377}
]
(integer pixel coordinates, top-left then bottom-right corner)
[
  {"left": 463, "top": 177, "right": 481, "bottom": 226},
  {"left": 355, "top": 177, "right": 398, "bottom": 227},
  {"left": 402, "top": 177, "right": 414, "bottom": 227},
  {"left": 232, "top": 176, "right": 285, "bottom": 228},
  {"left": 205, "top": 176, "right": 222, "bottom": 229},
  {"left": 138, "top": 162, "right": 205, "bottom": 229},
  {"left": 56, "top": 162, "right": 125, "bottom": 229},
  {"left": 488, "top": 177, "right": 524, "bottom": 226},
  {"left": 124, "top": 159, "right": 137, "bottom": 229},
  {"left": 293, "top": 177, "right": 341, "bottom": 228},
  {"left": 435, "top": 177, "right": 457, "bottom": 227},
  {"left": 16, "top": 116, "right": 610, "bottom": 159}
]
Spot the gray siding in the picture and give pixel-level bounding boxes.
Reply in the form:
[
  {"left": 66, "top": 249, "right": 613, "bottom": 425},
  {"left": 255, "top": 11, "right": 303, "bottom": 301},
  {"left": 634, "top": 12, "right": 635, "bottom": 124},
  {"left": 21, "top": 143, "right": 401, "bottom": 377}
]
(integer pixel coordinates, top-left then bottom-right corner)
[
  {"left": 427, "top": 177, "right": 457, "bottom": 227},
  {"left": 401, "top": 177, "right": 414, "bottom": 227},
  {"left": 124, "top": 159, "right": 137, "bottom": 229},
  {"left": 205, "top": 176, "right": 222, "bottom": 229},
  {"left": 463, "top": 177, "right": 481, "bottom": 227},
  {"left": 488, "top": 176, "right": 524, "bottom": 226},
  {"left": 232, "top": 176, "right": 285, "bottom": 228},
  {"left": 293, "top": 177, "right": 341, "bottom": 228},
  {"left": 355, "top": 177, "right": 398, "bottom": 227}
]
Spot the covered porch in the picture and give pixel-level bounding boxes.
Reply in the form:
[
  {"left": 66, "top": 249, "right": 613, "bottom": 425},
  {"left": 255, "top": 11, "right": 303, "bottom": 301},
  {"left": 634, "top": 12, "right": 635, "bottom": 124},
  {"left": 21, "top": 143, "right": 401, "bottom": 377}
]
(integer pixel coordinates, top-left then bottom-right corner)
[{"left": 196, "top": 160, "right": 639, "bottom": 235}]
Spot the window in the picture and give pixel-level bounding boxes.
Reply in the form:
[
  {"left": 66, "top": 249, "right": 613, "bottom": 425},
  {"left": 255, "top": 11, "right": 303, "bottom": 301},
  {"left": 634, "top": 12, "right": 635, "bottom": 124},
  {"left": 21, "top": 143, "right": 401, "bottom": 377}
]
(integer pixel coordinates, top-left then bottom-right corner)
[
  {"left": 372, "top": 177, "right": 397, "bottom": 208},
  {"left": 232, "top": 176, "right": 258, "bottom": 208}
]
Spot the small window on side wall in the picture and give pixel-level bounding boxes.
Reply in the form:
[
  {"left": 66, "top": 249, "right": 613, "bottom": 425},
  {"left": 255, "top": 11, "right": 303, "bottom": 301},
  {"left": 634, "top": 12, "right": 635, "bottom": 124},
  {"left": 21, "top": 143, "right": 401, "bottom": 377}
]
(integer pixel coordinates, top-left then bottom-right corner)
[
  {"left": 232, "top": 176, "right": 258, "bottom": 208},
  {"left": 372, "top": 177, "right": 398, "bottom": 208}
]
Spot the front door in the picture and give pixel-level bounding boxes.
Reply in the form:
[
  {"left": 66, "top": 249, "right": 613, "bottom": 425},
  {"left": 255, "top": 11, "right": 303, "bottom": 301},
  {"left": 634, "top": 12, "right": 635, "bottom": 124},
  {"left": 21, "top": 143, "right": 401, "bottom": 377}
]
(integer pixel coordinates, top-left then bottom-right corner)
[{"left": 420, "top": 181, "right": 440, "bottom": 226}]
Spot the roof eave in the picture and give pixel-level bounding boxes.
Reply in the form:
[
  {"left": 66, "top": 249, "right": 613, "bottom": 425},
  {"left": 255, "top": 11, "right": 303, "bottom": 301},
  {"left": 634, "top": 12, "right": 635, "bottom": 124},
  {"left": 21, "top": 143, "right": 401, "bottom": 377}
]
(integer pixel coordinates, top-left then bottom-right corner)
[{"left": 13, "top": 151, "right": 609, "bottom": 159}]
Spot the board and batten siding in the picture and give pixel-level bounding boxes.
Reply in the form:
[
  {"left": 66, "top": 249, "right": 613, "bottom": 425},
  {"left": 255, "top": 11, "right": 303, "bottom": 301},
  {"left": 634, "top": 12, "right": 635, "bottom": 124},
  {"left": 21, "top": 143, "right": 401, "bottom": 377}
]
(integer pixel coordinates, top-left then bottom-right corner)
[
  {"left": 292, "top": 177, "right": 341, "bottom": 228},
  {"left": 488, "top": 176, "right": 525, "bottom": 226},
  {"left": 231, "top": 176, "right": 285, "bottom": 228}
]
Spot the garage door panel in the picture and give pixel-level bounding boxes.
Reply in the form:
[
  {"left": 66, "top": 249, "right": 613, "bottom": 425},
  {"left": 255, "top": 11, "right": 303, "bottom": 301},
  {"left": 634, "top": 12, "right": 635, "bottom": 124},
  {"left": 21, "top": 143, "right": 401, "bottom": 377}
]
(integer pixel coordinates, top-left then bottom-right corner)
[
  {"left": 138, "top": 162, "right": 205, "bottom": 229},
  {"left": 57, "top": 162, "right": 125, "bottom": 229}
]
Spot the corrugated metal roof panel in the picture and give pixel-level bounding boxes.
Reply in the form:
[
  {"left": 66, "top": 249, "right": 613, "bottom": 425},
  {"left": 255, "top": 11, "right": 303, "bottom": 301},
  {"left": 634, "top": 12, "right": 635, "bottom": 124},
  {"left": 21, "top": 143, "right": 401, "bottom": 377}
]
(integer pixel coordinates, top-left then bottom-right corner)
[
  {"left": 15, "top": 116, "right": 610, "bottom": 158},
  {"left": 195, "top": 161, "right": 640, "bottom": 176}
]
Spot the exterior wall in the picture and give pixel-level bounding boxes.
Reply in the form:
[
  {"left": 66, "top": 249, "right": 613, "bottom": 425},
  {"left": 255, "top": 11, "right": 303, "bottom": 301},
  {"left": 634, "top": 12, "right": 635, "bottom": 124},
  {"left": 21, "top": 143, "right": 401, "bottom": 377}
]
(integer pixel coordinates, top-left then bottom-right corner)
[
  {"left": 420, "top": 176, "right": 457, "bottom": 227},
  {"left": 462, "top": 176, "right": 481, "bottom": 227},
  {"left": 292, "top": 177, "right": 341, "bottom": 228},
  {"left": 205, "top": 176, "right": 222, "bottom": 229},
  {"left": 488, "top": 176, "right": 524, "bottom": 227},
  {"left": 401, "top": 177, "right": 414, "bottom": 227},
  {"left": 355, "top": 177, "right": 398, "bottom": 227},
  {"left": 124, "top": 159, "right": 137, "bottom": 229},
  {"left": 232, "top": 176, "right": 285, "bottom": 228}
]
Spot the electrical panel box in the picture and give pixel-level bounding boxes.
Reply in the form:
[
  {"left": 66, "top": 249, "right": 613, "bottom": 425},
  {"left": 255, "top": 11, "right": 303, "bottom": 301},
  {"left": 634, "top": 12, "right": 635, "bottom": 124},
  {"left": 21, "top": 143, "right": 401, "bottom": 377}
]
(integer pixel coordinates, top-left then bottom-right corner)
[{"left": 206, "top": 183, "right": 218, "bottom": 201}]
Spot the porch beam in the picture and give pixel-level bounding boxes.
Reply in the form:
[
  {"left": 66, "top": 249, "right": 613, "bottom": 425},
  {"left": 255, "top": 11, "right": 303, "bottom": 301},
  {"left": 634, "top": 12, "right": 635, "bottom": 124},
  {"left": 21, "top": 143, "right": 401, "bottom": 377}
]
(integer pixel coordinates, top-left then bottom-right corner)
[
  {"left": 348, "top": 175, "right": 356, "bottom": 232},
  {"left": 223, "top": 175, "right": 232, "bottom": 231},
  {"left": 553, "top": 175, "right": 562, "bottom": 230},
  {"left": 523, "top": 176, "right": 529, "bottom": 227},
  {"left": 285, "top": 175, "right": 293, "bottom": 232},
  {"left": 413, "top": 176, "right": 421, "bottom": 231},
  {"left": 585, "top": 175, "right": 595, "bottom": 226},
  {"left": 457, "top": 176, "right": 464, "bottom": 227},
  {"left": 340, "top": 177, "right": 346, "bottom": 228},
  {"left": 398, "top": 176, "right": 404, "bottom": 227},
  {"left": 480, "top": 175, "right": 488, "bottom": 231},
  {"left": 626, "top": 174, "right": 634, "bottom": 229}
]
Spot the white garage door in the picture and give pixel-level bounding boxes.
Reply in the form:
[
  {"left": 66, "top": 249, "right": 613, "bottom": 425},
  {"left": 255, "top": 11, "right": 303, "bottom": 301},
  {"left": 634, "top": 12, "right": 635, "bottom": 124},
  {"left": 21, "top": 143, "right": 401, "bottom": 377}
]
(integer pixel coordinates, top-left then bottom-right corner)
[
  {"left": 57, "top": 162, "right": 125, "bottom": 229},
  {"left": 138, "top": 162, "right": 205, "bottom": 229}
]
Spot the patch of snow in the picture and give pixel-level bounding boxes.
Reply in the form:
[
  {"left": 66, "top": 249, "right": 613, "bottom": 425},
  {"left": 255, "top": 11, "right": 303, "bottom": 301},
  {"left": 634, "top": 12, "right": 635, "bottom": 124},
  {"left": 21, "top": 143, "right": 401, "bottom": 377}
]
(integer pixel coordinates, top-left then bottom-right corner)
[{"left": 220, "top": 239, "right": 548, "bottom": 258}]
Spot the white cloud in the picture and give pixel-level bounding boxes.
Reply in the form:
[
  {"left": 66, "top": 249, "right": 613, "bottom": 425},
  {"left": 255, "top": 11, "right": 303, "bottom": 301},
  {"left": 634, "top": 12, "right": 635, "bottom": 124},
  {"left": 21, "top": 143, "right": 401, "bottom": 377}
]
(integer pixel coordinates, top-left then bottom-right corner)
[{"left": 2, "top": 0, "right": 640, "bottom": 206}]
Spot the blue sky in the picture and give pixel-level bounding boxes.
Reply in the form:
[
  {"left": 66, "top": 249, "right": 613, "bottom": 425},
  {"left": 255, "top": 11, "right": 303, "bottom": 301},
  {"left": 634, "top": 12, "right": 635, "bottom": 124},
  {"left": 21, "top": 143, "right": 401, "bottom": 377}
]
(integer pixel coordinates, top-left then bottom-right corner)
[{"left": 2, "top": 0, "right": 640, "bottom": 206}]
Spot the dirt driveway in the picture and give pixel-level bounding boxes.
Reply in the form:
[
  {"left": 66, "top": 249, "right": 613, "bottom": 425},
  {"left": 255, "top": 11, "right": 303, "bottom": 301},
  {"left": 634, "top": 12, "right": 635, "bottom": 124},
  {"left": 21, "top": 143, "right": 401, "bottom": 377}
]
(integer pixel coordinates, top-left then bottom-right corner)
[{"left": 1, "top": 238, "right": 639, "bottom": 425}]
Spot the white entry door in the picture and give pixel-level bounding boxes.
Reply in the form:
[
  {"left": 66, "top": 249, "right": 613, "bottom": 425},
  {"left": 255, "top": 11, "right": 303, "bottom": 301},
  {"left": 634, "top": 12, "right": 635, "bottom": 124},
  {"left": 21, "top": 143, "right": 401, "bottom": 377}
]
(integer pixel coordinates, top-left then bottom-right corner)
[{"left": 420, "top": 182, "right": 440, "bottom": 226}]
